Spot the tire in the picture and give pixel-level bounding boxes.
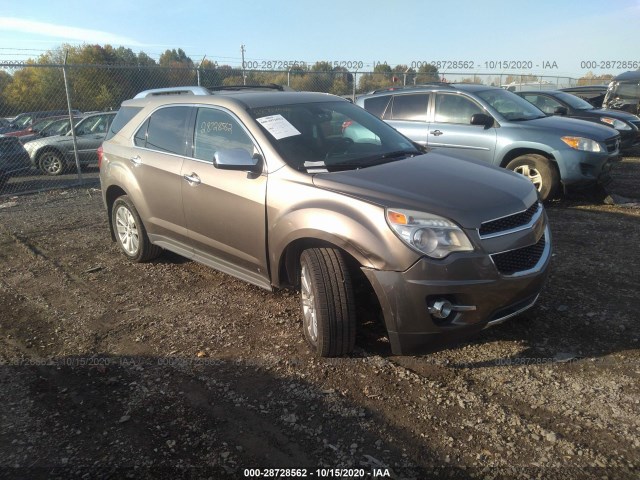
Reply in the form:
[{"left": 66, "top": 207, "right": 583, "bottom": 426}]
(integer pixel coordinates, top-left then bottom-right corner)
[
  {"left": 505, "top": 154, "right": 559, "bottom": 201},
  {"left": 39, "top": 151, "right": 65, "bottom": 176},
  {"left": 111, "top": 195, "right": 161, "bottom": 263},
  {"left": 299, "top": 248, "right": 356, "bottom": 357}
]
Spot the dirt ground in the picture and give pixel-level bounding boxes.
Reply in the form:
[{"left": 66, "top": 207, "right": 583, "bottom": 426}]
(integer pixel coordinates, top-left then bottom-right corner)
[{"left": 0, "top": 156, "right": 639, "bottom": 479}]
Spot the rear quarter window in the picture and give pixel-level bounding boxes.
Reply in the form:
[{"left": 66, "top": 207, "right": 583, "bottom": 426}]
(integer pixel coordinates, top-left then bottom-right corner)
[
  {"left": 105, "top": 107, "right": 141, "bottom": 141},
  {"left": 363, "top": 96, "right": 391, "bottom": 119}
]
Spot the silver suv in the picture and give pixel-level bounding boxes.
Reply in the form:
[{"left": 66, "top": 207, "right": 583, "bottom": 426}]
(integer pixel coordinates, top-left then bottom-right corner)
[
  {"left": 99, "top": 86, "right": 551, "bottom": 357},
  {"left": 356, "top": 84, "right": 621, "bottom": 200}
]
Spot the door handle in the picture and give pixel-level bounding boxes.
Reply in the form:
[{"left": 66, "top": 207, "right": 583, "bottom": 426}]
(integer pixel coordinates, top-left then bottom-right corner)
[
  {"left": 183, "top": 173, "right": 201, "bottom": 185},
  {"left": 129, "top": 155, "right": 142, "bottom": 166},
  {"left": 430, "top": 130, "right": 443, "bottom": 136}
]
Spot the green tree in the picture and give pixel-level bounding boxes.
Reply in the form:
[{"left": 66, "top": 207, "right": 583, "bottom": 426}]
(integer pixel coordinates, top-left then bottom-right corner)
[{"left": 415, "top": 64, "right": 440, "bottom": 84}]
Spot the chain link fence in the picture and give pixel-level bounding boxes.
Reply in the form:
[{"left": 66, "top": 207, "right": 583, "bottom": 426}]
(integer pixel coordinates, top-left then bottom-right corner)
[{"left": 0, "top": 62, "right": 600, "bottom": 199}]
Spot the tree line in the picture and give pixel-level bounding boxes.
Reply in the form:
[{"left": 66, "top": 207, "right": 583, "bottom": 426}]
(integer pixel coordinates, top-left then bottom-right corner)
[{"left": 0, "top": 44, "right": 446, "bottom": 115}]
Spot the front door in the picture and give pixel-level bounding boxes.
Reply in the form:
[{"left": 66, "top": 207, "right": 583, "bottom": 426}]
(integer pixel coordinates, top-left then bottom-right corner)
[
  {"left": 180, "top": 107, "right": 269, "bottom": 289},
  {"left": 427, "top": 93, "right": 497, "bottom": 164}
]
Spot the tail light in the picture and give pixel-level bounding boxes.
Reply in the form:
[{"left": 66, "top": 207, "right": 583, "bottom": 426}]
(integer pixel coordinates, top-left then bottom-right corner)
[{"left": 97, "top": 145, "right": 104, "bottom": 169}]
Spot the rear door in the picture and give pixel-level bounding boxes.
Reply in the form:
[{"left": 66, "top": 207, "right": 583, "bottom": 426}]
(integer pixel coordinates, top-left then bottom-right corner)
[
  {"left": 180, "top": 106, "right": 270, "bottom": 289},
  {"left": 128, "top": 105, "right": 193, "bottom": 256},
  {"left": 427, "top": 93, "right": 497, "bottom": 163}
]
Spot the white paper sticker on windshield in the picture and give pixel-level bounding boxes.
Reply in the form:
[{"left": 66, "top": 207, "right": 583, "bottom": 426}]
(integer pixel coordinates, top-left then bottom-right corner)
[
  {"left": 303, "top": 161, "right": 328, "bottom": 173},
  {"left": 256, "top": 114, "right": 301, "bottom": 140}
]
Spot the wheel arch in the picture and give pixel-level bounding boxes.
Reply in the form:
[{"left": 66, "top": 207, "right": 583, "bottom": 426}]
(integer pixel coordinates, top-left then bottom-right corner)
[
  {"left": 499, "top": 148, "right": 556, "bottom": 168},
  {"left": 276, "top": 237, "right": 365, "bottom": 289},
  {"left": 105, "top": 184, "right": 129, "bottom": 242}
]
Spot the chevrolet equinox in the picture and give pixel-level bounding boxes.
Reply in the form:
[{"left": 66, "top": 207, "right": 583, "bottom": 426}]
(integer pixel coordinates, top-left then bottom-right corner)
[{"left": 99, "top": 85, "right": 551, "bottom": 357}]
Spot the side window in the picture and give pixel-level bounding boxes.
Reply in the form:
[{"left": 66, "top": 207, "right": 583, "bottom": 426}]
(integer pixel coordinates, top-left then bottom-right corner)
[
  {"left": 434, "top": 94, "right": 483, "bottom": 124},
  {"left": 390, "top": 94, "right": 429, "bottom": 121},
  {"left": 523, "top": 95, "right": 560, "bottom": 115},
  {"left": 143, "top": 106, "right": 191, "bottom": 155},
  {"left": 363, "top": 96, "right": 391, "bottom": 119},
  {"left": 193, "top": 108, "right": 255, "bottom": 163},
  {"left": 106, "top": 106, "right": 142, "bottom": 141}
]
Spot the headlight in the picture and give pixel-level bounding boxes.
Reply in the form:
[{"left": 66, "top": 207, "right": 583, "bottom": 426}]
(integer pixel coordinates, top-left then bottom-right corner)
[
  {"left": 560, "top": 136, "right": 603, "bottom": 152},
  {"left": 600, "top": 117, "right": 631, "bottom": 130},
  {"left": 386, "top": 209, "right": 473, "bottom": 258}
]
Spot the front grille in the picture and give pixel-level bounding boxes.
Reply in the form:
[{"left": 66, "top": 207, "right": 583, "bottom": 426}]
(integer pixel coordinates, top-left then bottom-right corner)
[
  {"left": 479, "top": 202, "right": 540, "bottom": 237},
  {"left": 605, "top": 135, "right": 620, "bottom": 153},
  {"left": 491, "top": 234, "right": 546, "bottom": 275}
]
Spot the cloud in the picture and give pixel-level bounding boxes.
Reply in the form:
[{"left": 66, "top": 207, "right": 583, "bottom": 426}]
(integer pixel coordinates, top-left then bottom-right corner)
[{"left": 0, "top": 17, "right": 143, "bottom": 47}]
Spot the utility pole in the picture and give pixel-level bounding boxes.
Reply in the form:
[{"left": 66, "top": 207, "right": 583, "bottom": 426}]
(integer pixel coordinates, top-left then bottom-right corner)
[{"left": 241, "top": 44, "right": 246, "bottom": 85}]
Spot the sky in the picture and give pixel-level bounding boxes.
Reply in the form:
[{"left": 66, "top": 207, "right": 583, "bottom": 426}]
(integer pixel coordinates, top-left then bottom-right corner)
[{"left": 1, "top": 0, "right": 639, "bottom": 79}]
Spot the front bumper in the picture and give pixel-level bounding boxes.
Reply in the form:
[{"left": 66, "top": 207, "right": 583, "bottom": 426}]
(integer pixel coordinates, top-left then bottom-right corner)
[
  {"left": 362, "top": 218, "right": 551, "bottom": 355},
  {"left": 556, "top": 147, "right": 620, "bottom": 187}
]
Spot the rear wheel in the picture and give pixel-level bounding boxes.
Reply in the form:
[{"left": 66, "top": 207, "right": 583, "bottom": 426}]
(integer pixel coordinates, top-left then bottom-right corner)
[
  {"left": 39, "top": 151, "right": 65, "bottom": 176},
  {"left": 506, "top": 154, "right": 559, "bottom": 201},
  {"left": 111, "top": 195, "right": 161, "bottom": 262},
  {"left": 299, "top": 248, "right": 356, "bottom": 357}
]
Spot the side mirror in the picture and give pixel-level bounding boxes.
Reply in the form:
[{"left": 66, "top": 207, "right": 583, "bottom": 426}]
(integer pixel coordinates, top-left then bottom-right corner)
[
  {"left": 553, "top": 106, "right": 568, "bottom": 116},
  {"left": 213, "top": 149, "right": 262, "bottom": 174},
  {"left": 470, "top": 113, "right": 494, "bottom": 128}
]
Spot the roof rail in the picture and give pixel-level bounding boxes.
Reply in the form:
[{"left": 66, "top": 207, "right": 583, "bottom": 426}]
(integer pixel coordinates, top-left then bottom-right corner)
[
  {"left": 133, "top": 86, "right": 211, "bottom": 98},
  {"left": 369, "top": 82, "right": 455, "bottom": 94},
  {"left": 206, "top": 83, "right": 287, "bottom": 92}
]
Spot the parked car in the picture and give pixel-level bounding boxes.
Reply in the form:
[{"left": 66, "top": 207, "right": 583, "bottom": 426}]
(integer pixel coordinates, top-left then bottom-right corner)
[
  {"left": 0, "top": 136, "right": 32, "bottom": 188},
  {"left": 603, "top": 70, "right": 640, "bottom": 115},
  {"left": 3, "top": 115, "right": 72, "bottom": 143},
  {"left": 100, "top": 86, "right": 551, "bottom": 357},
  {"left": 516, "top": 90, "right": 640, "bottom": 151},
  {"left": 355, "top": 84, "right": 621, "bottom": 200},
  {"left": 559, "top": 85, "right": 608, "bottom": 108},
  {"left": 0, "top": 109, "right": 82, "bottom": 135},
  {"left": 24, "top": 112, "right": 116, "bottom": 175}
]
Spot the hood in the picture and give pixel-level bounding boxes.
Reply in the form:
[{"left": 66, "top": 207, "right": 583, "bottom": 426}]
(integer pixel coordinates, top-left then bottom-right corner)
[
  {"left": 521, "top": 115, "right": 619, "bottom": 140},
  {"left": 312, "top": 153, "right": 538, "bottom": 229},
  {"left": 590, "top": 108, "right": 640, "bottom": 123}
]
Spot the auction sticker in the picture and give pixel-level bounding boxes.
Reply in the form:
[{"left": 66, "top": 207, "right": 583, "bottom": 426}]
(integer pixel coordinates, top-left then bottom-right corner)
[{"left": 256, "top": 114, "right": 301, "bottom": 140}]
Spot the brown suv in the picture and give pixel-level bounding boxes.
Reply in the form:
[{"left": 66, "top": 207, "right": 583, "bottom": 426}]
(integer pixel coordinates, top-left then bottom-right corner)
[{"left": 99, "top": 86, "right": 551, "bottom": 357}]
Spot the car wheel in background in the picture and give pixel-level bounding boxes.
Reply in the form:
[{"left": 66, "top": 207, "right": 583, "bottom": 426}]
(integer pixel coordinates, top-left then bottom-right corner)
[
  {"left": 506, "top": 154, "right": 559, "bottom": 201},
  {"left": 111, "top": 195, "right": 161, "bottom": 263},
  {"left": 299, "top": 248, "right": 356, "bottom": 357},
  {"left": 38, "top": 151, "right": 65, "bottom": 176}
]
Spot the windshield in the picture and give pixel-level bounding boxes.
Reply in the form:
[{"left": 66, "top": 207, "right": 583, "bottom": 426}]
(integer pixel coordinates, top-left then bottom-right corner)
[
  {"left": 12, "top": 114, "right": 33, "bottom": 128},
  {"left": 476, "top": 89, "right": 546, "bottom": 121},
  {"left": 249, "top": 101, "right": 420, "bottom": 172},
  {"left": 553, "top": 92, "right": 594, "bottom": 110},
  {"left": 43, "top": 119, "right": 72, "bottom": 136}
]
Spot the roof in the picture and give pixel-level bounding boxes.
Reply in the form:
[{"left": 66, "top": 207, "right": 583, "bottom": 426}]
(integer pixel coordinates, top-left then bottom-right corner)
[{"left": 613, "top": 70, "right": 640, "bottom": 82}]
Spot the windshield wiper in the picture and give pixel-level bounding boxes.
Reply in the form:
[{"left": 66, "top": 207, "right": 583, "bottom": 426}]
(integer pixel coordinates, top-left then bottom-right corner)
[
  {"left": 510, "top": 116, "right": 545, "bottom": 121},
  {"left": 306, "top": 150, "right": 418, "bottom": 173}
]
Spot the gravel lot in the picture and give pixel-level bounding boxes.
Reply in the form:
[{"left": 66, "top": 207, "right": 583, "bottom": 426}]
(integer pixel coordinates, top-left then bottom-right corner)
[{"left": 0, "top": 156, "right": 639, "bottom": 479}]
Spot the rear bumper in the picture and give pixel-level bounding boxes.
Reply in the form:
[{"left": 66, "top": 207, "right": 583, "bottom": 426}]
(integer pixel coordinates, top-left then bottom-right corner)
[{"left": 362, "top": 227, "right": 551, "bottom": 355}]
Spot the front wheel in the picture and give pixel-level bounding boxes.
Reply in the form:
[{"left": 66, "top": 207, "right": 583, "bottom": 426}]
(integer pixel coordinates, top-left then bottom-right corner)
[
  {"left": 505, "top": 154, "right": 559, "bottom": 201},
  {"left": 111, "top": 195, "right": 161, "bottom": 262},
  {"left": 299, "top": 248, "right": 356, "bottom": 357},
  {"left": 39, "top": 151, "right": 65, "bottom": 176}
]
